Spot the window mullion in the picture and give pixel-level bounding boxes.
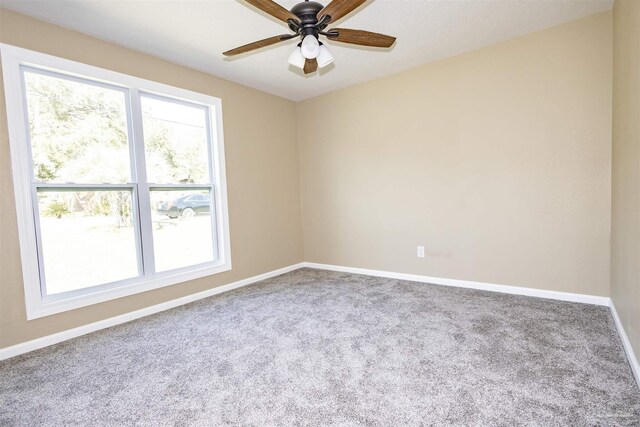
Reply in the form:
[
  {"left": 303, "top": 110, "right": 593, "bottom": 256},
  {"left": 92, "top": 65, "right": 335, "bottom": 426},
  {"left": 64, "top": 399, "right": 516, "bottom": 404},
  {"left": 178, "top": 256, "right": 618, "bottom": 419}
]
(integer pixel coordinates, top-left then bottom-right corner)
[
  {"left": 129, "top": 88, "right": 156, "bottom": 277},
  {"left": 203, "top": 108, "right": 218, "bottom": 263}
]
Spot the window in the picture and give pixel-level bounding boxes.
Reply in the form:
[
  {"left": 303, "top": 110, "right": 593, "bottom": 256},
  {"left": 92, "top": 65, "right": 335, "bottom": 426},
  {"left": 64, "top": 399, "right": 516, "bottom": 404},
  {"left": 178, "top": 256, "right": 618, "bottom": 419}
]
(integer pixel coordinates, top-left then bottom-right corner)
[{"left": 1, "top": 45, "right": 231, "bottom": 319}]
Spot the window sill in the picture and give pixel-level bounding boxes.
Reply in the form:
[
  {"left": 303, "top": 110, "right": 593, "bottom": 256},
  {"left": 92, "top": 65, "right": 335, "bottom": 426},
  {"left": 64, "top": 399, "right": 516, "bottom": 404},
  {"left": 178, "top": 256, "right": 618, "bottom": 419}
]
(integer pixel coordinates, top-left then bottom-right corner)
[{"left": 27, "top": 261, "right": 232, "bottom": 320}]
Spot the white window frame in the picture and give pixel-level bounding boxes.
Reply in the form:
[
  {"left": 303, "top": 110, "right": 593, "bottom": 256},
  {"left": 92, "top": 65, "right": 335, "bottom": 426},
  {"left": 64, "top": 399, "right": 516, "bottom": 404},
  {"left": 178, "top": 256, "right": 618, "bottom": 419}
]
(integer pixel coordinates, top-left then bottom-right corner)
[{"left": 1, "top": 44, "right": 232, "bottom": 320}]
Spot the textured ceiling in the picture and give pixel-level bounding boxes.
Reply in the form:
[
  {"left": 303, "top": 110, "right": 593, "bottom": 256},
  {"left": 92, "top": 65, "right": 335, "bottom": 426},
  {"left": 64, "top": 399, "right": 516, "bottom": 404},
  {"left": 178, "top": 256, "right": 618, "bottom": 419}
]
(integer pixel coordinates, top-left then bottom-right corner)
[{"left": 0, "top": 0, "right": 613, "bottom": 101}]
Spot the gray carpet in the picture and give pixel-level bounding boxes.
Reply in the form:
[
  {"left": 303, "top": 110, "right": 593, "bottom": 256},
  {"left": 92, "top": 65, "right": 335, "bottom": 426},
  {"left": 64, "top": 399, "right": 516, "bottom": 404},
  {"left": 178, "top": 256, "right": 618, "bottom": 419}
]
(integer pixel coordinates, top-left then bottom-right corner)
[{"left": 1, "top": 268, "right": 639, "bottom": 426}]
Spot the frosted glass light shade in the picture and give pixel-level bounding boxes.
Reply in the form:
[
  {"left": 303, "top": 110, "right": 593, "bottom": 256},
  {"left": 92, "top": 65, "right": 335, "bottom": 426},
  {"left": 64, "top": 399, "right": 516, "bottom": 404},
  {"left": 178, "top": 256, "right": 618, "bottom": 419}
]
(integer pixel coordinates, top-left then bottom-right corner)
[
  {"left": 288, "top": 47, "right": 305, "bottom": 69},
  {"left": 301, "top": 36, "right": 320, "bottom": 59},
  {"left": 317, "top": 44, "right": 334, "bottom": 68}
]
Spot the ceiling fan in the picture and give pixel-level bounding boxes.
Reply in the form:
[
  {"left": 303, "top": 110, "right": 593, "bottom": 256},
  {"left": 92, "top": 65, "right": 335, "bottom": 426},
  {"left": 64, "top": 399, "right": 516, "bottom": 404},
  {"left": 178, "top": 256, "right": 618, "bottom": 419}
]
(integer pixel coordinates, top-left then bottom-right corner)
[{"left": 223, "top": 0, "right": 396, "bottom": 74}]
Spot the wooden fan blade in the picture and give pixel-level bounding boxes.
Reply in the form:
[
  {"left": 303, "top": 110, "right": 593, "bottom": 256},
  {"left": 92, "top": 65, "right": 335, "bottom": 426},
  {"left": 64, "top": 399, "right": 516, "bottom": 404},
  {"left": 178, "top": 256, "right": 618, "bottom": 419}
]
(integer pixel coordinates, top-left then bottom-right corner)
[
  {"left": 303, "top": 58, "right": 318, "bottom": 74},
  {"left": 244, "top": 0, "right": 299, "bottom": 24},
  {"left": 326, "top": 28, "right": 396, "bottom": 48},
  {"left": 223, "top": 34, "right": 295, "bottom": 56},
  {"left": 317, "top": 0, "right": 367, "bottom": 23}
]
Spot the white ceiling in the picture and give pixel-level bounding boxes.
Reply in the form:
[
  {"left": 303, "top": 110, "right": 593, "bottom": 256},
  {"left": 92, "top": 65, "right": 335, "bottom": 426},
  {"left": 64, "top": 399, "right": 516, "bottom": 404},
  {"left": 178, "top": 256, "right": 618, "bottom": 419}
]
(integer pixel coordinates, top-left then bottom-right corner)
[{"left": 0, "top": 0, "right": 613, "bottom": 101}]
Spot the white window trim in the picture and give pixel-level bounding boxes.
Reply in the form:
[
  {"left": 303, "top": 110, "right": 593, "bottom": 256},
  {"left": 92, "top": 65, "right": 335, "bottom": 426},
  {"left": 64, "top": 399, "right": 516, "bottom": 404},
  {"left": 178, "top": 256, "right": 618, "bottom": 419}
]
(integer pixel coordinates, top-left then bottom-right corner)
[{"left": 0, "top": 44, "right": 232, "bottom": 320}]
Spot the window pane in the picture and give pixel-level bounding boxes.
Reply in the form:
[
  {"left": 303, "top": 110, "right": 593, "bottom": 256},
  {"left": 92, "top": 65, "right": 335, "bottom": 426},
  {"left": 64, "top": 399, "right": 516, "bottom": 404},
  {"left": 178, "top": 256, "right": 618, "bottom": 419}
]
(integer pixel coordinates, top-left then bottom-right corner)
[
  {"left": 37, "top": 190, "right": 139, "bottom": 295},
  {"left": 142, "top": 95, "right": 210, "bottom": 184},
  {"left": 150, "top": 189, "right": 215, "bottom": 272},
  {"left": 24, "top": 70, "right": 131, "bottom": 183}
]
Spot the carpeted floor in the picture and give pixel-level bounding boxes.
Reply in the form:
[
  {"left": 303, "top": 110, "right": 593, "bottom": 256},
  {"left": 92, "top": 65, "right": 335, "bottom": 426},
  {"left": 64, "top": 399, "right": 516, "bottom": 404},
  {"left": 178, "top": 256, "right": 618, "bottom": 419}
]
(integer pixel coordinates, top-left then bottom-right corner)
[{"left": 1, "top": 268, "right": 639, "bottom": 426}]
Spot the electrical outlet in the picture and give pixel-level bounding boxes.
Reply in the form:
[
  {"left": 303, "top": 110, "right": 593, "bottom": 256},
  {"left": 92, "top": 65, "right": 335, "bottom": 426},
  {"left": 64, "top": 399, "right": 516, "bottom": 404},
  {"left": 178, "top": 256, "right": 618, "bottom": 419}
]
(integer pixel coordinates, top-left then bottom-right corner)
[{"left": 417, "top": 246, "right": 425, "bottom": 258}]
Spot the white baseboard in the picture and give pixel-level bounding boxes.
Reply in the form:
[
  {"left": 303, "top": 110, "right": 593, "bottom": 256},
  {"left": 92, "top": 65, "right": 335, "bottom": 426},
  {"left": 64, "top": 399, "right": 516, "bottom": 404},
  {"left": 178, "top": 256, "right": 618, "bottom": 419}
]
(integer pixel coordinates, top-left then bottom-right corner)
[
  {"left": 610, "top": 300, "right": 640, "bottom": 385},
  {"left": 0, "top": 262, "right": 305, "bottom": 361},
  {"left": 302, "top": 262, "right": 610, "bottom": 306}
]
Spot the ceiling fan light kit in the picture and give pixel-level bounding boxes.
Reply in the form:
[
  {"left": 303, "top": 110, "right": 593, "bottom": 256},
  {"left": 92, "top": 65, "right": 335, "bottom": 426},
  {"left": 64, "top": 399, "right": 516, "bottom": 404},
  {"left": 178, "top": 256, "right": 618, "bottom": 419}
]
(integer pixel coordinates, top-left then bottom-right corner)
[
  {"left": 223, "top": 0, "right": 396, "bottom": 75},
  {"left": 289, "top": 39, "right": 333, "bottom": 70}
]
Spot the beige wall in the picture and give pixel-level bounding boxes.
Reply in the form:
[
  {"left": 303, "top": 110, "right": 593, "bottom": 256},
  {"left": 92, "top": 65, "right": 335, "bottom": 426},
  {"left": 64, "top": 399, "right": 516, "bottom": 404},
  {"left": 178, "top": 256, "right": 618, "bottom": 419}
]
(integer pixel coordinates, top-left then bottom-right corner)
[
  {"left": 298, "top": 12, "right": 612, "bottom": 296},
  {"left": 0, "top": 9, "right": 304, "bottom": 349},
  {"left": 611, "top": 0, "right": 640, "bottom": 363}
]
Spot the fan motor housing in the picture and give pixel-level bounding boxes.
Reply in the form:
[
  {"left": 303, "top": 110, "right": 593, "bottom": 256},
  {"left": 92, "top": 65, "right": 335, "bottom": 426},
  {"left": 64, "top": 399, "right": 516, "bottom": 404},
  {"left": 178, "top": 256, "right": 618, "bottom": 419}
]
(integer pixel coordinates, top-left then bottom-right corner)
[
  {"left": 290, "top": 1, "right": 325, "bottom": 36},
  {"left": 290, "top": 1, "right": 323, "bottom": 20}
]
